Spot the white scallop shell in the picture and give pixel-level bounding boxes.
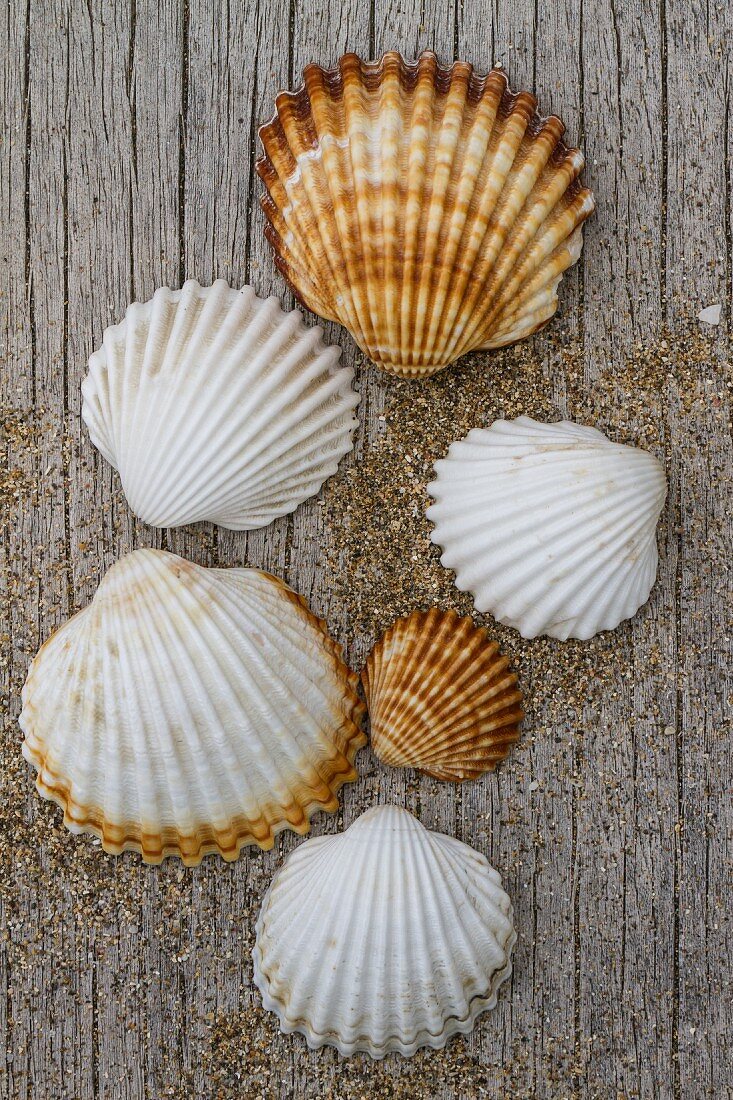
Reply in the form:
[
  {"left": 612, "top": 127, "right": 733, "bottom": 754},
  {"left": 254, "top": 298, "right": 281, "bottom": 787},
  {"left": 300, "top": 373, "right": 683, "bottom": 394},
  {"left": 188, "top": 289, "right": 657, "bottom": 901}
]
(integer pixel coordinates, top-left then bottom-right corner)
[
  {"left": 19, "top": 549, "right": 365, "bottom": 864},
  {"left": 253, "top": 805, "right": 515, "bottom": 1058},
  {"left": 427, "top": 416, "right": 667, "bottom": 640},
  {"left": 81, "top": 280, "right": 359, "bottom": 530}
]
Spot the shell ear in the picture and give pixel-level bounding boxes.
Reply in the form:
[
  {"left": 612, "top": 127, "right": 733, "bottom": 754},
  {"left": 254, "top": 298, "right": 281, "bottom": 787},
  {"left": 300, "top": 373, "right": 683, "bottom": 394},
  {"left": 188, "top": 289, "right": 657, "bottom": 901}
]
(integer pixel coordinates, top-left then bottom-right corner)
[
  {"left": 361, "top": 608, "right": 523, "bottom": 780},
  {"left": 258, "top": 50, "right": 594, "bottom": 378}
]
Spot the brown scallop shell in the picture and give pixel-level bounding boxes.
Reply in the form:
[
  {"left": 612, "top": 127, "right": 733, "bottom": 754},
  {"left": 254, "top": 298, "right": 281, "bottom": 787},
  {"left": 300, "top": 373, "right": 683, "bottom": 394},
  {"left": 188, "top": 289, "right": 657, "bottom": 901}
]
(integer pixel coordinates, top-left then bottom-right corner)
[
  {"left": 361, "top": 609, "right": 524, "bottom": 781},
  {"left": 257, "top": 50, "right": 594, "bottom": 378}
]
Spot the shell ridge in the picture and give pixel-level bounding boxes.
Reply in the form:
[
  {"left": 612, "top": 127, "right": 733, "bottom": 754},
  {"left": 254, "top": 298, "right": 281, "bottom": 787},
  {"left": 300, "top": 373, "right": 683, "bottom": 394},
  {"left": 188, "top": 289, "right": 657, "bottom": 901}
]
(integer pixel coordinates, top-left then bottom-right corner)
[
  {"left": 23, "top": 608, "right": 96, "bottom": 808},
  {"left": 523, "top": 520, "right": 660, "bottom": 638},
  {"left": 435, "top": 101, "right": 534, "bottom": 365},
  {"left": 422, "top": 88, "right": 501, "bottom": 364},
  {"left": 78, "top": 555, "right": 185, "bottom": 858},
  {"left": 423, "top": 80, "right": 513, "bottom": 362},
  {"left": 430, "top": 465, "right": 665, "bottom": 565},
  {"left": 304, "top": 64, "right": 373, "bottom": 345},
  {"left": 422, "top": 834, "right": 499, "bottom": 1020},
  {"left": 127, "top": 557, "right": 236, "bottom": 848},
  {"left": 199, "top": 578, "right": 362, "bottom": 792},
  {"left": 155, "top": 561, "right": 335, "bottom": 827},
  {"left": 340, "top": 60, "right": 383, "bottom": 360},
  {"left": 372, "top": 611, "right": 455, "bottom": 727},
  {"left": 210, "top": 573, "right": 364, "bottom": 740},
  {"left": 124, "top": 298, "right": 303, "bottom": 510},
  {"left": 119, "top": 284, "right": 214, "bottom": 478},
  {"left": 429, "top": 835, "right": 516, "bottom": 979},
  {"left": 118, "top": 285, "right": 248, "bottom": 497},
  {"left": 412, "top": 71, "right": 471, "bottom": 363},
  {"left": 173, "top": 412, "right": 357, "bottom": 529},
  {"left": 455, "top": 155, "right": 584, "bottom": 357},
  {"left": 380, "top": 61, "right": 404, "bottom": 369},
  {"left": 258, "top": 92, "right": 341, "bottom": 309},
  {"left": 446, "top": 119, "right": 562, "bottom": 360},
  {"left": 156, "top": 362, "right": 356, "bottom": 525},
  {"left": 398, "top": 61, "right": 439, "bottom": 368},
  {"left": 260, "top": 834, "right": 367, "bottom": 1029},
  {"left": 266, "top": 823, "right": 382, "bottom": 1044},
  {"left": 439, "top": 507, "right": 651, "bottom": 624},
  {"left": 81, "top": 362, "right": 117, "bottom": 467}
]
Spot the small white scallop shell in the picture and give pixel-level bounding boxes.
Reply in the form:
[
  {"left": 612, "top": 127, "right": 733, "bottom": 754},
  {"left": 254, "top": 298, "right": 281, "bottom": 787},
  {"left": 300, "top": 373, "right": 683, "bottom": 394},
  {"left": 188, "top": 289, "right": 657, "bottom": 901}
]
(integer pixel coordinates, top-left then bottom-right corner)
[
  {"left": 20, "top": 549, "right": 365, "bottom": 864},
  {"left": 253, "top": 805, "right": 516, "bottom": 1058},
  {"left": 427, "top": 416, "right": 667, "bottom": 640},
  {"left": 81, "top": 280, "right": 359, "bottom": 530}
]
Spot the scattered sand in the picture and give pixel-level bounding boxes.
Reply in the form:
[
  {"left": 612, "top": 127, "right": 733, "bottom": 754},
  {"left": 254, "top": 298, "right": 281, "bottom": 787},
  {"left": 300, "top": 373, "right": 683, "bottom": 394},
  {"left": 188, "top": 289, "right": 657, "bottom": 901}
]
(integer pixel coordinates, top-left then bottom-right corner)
[{"left": 1, "top": 309, "right": 730, "bottom": 1098}]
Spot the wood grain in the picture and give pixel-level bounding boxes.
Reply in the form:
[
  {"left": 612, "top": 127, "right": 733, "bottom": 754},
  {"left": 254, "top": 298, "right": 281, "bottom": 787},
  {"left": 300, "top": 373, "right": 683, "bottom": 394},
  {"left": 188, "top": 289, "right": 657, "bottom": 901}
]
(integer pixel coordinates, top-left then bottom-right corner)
[{"left": 1, "top": 1, "right": 730, "bottom": 1097}]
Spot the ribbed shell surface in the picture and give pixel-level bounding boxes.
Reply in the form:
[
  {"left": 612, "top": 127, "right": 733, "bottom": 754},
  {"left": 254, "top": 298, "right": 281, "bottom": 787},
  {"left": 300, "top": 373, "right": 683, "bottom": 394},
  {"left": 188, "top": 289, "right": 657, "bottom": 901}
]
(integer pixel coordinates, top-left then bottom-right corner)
[
  {"left": 257, "top": 51, "right": 595, "bottom": 377},
  {"left": 19, "top": 549, "right": 366, "bottom": 864},
  {"left": 81, "top": 280, "right": 359, "bottom": 530},
  {"left": 253, "top": 805, "right": 516, "bottom": 1057},
  {"left": 427, "top": 417, "right": 668, "bottom": 639},
  {"left": 361, "top": 609, "right": 523, "bottom": 780}
]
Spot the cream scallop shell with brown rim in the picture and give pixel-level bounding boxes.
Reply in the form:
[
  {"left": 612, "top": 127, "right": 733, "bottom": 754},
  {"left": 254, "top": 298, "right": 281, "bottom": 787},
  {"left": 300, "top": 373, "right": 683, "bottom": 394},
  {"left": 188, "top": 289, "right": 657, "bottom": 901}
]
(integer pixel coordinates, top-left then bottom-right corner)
[
  {"left": 19, "top": 549, "right": 366, "bottom": 864},
  {"left": 427, "top": 416, "right": 667, "bottom": 639},
  {"left": 81, "top": 280, "right": 359, "bottom": 530},
  {"left": 257, "top": 50, "right": 595, "bottom": 377},
  {"left": 253, "top": 805, "right": 516, "bottom": 1058}
]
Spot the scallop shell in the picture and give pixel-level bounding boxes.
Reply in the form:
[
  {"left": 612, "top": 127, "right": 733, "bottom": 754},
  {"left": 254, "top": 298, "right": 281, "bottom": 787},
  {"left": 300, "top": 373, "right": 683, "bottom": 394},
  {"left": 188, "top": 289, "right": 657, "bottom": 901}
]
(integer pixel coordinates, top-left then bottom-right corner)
[
  {"left": 361, "top": 609, "right": 523, "bottom": 780},
  {"left": 81, "top": 280, "right": 359, "bottom": 530},
  {"left": 257, "top": 50, "right": 595, "bottom": 378},
  {"left": 427, "top": 416, "right": 667, "bottom": 640},
  {"left": 253, "top": 805, "right": 515, "bottom": 1058},
  {"left": 19, "top": 549, "right": 366, "bottom": 864}
]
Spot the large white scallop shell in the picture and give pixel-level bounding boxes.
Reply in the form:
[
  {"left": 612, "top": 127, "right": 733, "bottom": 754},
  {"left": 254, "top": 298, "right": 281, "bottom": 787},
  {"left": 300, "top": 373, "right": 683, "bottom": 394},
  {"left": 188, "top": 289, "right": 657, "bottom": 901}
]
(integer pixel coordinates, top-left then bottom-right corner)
[
  {"left": 81, "top": 280, "right": 359, "bottom": 530},
  {"left": 253, "top": 805, "right": 515, "bottom": 1058},
  {"left": 426, "top": 416, "right": 667, "bottom": 639},
  {"left": 19, "top": 549, "right": 366, "bottom": 864}
]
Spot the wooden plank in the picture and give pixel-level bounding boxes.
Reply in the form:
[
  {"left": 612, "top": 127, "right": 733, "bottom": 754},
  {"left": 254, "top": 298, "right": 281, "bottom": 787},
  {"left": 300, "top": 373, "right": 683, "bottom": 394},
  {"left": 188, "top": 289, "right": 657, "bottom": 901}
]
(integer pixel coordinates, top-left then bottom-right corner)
[
  {"left": 175, "top": 4, "right": 292, "bottom": 1098},
  {"left": 2, "top": 4, "right": 85, "bottom": 1098},
  {"left": 455, "top": 9, "right": 587, "bottom": 1097},
  {"left": 1, "top": 1, "right": 38, "bottom": 1096},
  {"left": 576, "top": 3, "right": 677, "bottom": 1098},
  {"left": 61, "top": 2, "right": 184, "bottom": 1097},
  {"left": 665, "top": 1, "right": 733, "bottom": 1095}
]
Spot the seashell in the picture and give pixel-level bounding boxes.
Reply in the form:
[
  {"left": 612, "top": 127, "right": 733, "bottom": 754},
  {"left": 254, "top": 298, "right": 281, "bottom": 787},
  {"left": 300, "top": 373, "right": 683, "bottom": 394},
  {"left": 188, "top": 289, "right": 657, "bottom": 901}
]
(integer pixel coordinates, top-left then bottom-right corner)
[
  {"left": 257, "top": 50, "right": 595, "bottom": 378},
  {"left": 19, "top": 549, "right": 366, "bottom": 864},
  {"left": 253, "top": 805, "right": 515, "bottom": 1058},
  {"left": 427, "top": 416, "right": 667, "bottom": 640},
  {"left": 361, "top": 609, "right": 523, "bottom": 780},
  {"left": 81, "top": 280, "right": 359, "bottom": 530}
]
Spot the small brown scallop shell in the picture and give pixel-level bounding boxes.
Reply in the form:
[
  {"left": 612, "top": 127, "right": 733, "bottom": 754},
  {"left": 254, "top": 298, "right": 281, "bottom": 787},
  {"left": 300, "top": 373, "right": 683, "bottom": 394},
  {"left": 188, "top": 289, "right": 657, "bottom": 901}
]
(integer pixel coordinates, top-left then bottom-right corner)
[
  {"left": 361, "top": 609, "right": 524, "bottom": 781},
  {"left": 257, "top": 50, "right": 594, "bottom": 378}
]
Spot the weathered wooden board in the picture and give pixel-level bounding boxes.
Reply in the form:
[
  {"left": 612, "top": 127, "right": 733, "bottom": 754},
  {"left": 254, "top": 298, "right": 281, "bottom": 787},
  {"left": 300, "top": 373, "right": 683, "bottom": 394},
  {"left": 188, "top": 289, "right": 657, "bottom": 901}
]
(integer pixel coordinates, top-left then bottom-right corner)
[{"left": 1, "top": 1, "right": 730, "bottom": 1098}]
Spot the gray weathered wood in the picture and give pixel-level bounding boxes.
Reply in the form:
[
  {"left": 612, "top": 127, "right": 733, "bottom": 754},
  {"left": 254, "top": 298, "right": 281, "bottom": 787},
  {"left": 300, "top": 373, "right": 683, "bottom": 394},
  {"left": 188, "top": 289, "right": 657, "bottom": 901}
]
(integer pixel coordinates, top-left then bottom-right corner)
[{"left": 1, "top": 0, "right": 730, "bottom": 1097}]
